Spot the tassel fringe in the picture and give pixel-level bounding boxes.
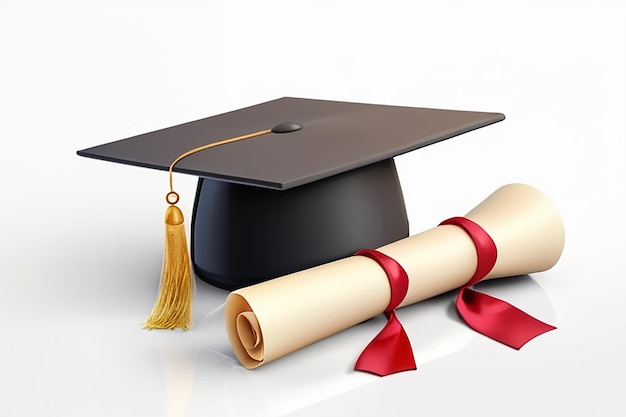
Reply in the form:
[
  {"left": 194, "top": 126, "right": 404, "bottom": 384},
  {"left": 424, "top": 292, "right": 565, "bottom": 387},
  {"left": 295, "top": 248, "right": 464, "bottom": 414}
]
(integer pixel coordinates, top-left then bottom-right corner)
[{"left": 144, "top": 205, "right": 194, "bottom": 330}]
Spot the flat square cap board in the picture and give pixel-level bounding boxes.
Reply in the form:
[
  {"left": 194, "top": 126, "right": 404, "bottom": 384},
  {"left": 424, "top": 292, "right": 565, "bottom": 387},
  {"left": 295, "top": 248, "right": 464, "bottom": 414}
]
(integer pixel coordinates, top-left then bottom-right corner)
[
  {"left": 78, "top": 97, "right": 504, "bottom": 289},
  {"left": 78, "top": 97, "right": 504, "bottom": 190}
]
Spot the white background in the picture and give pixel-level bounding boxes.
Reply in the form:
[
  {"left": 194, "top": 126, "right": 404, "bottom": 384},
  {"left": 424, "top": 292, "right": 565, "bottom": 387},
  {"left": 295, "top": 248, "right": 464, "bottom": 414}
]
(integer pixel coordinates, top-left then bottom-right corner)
[{"left": 1, "top": 1, "right": 625, "bottom": 416}]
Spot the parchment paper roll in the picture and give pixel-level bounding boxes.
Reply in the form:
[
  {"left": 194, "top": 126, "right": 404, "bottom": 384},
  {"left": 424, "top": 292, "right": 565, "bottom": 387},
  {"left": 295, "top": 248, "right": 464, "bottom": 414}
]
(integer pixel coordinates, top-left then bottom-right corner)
[{"left": 224, "top": 183, "right": 565, "bottom": 369}]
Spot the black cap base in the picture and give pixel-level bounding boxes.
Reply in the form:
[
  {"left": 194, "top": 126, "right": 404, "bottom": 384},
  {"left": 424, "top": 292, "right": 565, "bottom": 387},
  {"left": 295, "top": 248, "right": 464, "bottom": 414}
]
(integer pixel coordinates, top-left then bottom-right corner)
[{"left": 191, "top": 158, "right": 409, "bottom": 290}]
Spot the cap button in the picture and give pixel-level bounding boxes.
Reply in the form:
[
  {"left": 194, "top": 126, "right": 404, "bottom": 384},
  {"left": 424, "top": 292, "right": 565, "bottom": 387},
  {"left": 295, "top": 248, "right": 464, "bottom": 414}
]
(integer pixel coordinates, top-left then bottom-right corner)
[{"left": 271, "top": 121, "right": 303, "bottom": 134}]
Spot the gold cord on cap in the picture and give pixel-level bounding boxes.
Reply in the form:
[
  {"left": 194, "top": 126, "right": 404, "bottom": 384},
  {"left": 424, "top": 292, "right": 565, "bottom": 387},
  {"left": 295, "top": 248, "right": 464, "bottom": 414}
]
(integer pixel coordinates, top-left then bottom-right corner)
[{"left": 167, "top": 129, "right": 273, "bottom": 195}]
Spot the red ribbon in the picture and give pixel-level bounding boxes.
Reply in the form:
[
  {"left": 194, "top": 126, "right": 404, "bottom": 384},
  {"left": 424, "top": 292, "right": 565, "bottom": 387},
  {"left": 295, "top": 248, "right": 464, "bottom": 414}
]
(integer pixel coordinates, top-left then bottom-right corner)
[
  {"left": 440, "top": 216, "right": 556, "bottom": 349},
  {"left": 353, "top": 249, "right": 417, "bottom": 376},
  {"left": 352, "top": 218, "right": 555, "bottom": 376}
]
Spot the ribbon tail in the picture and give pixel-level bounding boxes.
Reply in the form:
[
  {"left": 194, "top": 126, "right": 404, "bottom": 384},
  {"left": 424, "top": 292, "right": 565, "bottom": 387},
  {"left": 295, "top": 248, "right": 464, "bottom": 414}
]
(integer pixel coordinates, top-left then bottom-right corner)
[
  {"left": 354, "top": 311, "right": 416, "bottom": 376},
  {"left": 456, "top": 288, "right": 556, "bottom": 349}
]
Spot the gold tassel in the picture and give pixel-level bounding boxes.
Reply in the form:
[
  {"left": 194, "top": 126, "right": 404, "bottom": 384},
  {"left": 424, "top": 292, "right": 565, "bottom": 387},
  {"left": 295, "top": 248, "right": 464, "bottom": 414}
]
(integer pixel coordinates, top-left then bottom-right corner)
[
  {"left": 143, "top": 128, "right": 275, "bottom": 330},
  {"left": 144, "top": 201, "right": 194, "bottom": 330}
]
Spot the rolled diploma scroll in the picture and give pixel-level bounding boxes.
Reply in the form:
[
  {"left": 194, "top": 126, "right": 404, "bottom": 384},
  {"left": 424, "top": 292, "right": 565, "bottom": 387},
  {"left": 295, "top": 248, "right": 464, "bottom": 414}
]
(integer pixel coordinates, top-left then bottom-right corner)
[{"left": 225, "top": 183, "right": 565, "bottom": 369}]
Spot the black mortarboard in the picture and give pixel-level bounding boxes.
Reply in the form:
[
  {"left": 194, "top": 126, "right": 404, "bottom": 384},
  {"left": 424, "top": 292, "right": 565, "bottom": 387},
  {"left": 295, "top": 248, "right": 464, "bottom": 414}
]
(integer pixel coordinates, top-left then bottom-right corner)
[{"left": 77, "top": 97, "right": 504, "bottom": 329}]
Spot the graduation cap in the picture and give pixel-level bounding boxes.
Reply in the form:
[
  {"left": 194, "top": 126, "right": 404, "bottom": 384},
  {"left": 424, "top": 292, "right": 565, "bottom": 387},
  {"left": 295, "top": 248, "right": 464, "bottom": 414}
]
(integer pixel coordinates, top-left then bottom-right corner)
[{"left": 77, "top": 97, "right": 504, "bottom": 330}]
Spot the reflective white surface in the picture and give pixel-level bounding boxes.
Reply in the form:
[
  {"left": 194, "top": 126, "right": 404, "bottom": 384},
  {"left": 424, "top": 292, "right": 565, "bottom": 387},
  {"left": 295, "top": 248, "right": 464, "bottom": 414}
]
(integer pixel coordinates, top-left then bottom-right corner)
[{"left": 1, "top": 1, "right": 624, "bottom": 416}]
